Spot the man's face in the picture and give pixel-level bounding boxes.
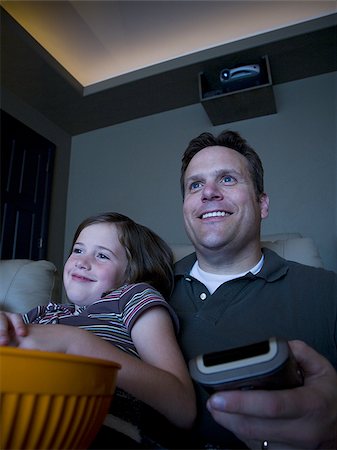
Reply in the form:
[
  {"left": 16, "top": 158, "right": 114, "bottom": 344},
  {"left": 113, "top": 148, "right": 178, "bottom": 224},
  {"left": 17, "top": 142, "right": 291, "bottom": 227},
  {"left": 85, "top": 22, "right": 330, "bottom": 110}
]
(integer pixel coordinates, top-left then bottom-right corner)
[{"left": 182, "top": 146, "right": 269, "bottom": 255}]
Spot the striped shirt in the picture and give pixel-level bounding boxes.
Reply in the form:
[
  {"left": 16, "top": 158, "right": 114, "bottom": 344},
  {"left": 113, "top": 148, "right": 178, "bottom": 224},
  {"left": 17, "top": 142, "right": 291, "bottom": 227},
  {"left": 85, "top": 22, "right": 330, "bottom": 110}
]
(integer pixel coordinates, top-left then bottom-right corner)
[{"left": 22, "top": 282, "right": 178, "bottom": 358}]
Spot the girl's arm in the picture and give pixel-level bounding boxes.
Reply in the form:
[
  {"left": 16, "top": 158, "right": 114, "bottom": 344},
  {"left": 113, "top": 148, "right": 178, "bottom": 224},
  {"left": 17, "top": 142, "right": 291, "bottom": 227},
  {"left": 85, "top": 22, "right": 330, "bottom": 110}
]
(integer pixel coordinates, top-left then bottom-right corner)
[
  {"left": 11, "top": 312, "right": 196, "bottom": 429},
  {"left": 0, "top": 311, "right": 28, "bottom": 345},
  {"left": 130, "top": 305, "right": 196, "bottom": 428}
]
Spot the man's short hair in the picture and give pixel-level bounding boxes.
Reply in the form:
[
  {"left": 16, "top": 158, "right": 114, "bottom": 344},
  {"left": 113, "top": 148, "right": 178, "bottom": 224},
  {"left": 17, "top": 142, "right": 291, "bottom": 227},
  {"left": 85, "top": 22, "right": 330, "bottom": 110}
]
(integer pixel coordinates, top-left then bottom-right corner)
[{"left": 180, "top": 130, "right": 264, "bottom": 200}]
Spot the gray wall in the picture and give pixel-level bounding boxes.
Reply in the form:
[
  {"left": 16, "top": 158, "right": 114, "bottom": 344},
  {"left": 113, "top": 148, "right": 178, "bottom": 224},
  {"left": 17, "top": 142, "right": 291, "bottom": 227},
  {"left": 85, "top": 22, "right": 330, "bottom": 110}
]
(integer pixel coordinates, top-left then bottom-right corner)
[{"left": 66, "top": 72, "right": 337, "bottom": 273}]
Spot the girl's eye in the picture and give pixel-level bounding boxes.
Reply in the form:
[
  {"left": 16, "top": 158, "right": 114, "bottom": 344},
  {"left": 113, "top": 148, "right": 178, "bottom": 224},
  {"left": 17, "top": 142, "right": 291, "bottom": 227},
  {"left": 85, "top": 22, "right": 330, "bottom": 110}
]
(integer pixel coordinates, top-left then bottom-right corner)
[
  {"left": 97, "top": 253, "right": 109, "bottom": 260},
  {"left": 73, "top": 247, "right": 82, "bottom": 254}
]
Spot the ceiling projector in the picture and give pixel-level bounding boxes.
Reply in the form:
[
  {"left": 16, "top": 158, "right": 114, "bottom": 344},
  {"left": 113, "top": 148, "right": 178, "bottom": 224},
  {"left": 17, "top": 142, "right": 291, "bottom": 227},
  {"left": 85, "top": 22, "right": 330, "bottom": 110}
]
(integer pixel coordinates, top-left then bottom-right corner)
[{"left": 220, "top": 64, "right": 260, "bottom": 83}]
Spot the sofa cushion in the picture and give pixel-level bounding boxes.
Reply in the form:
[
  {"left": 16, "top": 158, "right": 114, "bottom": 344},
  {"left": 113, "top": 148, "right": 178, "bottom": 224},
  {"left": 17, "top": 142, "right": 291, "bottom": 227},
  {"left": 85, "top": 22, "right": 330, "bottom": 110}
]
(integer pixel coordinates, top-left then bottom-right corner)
[
  {"left": 262, "top": 237, "right": 323, "bottom": 268},
  {"left": 171, "top": 235, "right": 323, "bottom": 268},
  {"left": 0, "top": 259, "right": 59, "bottom": 313}
]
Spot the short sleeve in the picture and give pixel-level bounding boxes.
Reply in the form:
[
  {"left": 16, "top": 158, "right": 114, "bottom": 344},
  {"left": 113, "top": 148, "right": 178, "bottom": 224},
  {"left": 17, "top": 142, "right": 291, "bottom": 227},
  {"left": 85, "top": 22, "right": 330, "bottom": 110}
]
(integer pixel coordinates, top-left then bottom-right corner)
[{"left": 119, "top": 283, "right": 179, "bottom": 333}]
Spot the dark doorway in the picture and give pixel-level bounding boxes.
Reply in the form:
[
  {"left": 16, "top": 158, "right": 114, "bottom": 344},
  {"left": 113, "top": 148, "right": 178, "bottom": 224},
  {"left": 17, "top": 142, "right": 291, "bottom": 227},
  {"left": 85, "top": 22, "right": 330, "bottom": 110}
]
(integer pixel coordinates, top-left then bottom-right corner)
[{"left": 1, "top": 110, "right": 55, "bottom": 260}]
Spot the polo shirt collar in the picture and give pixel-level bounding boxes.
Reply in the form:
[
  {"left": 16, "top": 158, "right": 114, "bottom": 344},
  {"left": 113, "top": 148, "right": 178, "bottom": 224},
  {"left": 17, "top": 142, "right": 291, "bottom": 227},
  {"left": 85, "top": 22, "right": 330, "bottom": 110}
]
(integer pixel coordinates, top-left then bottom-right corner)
[{"left": 174, "top": 247, "right": 289, "bottom": 282}]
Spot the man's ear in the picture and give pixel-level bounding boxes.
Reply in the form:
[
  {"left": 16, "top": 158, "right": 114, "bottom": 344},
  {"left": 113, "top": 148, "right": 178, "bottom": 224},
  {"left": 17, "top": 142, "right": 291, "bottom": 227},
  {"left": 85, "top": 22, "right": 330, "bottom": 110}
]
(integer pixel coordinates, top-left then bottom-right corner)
[{"left": 260, "top": 193, "right": 269, "bottom": 219}]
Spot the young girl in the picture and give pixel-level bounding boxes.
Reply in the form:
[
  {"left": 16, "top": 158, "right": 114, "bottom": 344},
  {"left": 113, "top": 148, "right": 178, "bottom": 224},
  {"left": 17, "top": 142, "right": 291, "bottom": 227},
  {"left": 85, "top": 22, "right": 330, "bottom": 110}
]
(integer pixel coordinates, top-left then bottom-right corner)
[{"left": 0, "top": 212, "right": 196, "bottom": 447}]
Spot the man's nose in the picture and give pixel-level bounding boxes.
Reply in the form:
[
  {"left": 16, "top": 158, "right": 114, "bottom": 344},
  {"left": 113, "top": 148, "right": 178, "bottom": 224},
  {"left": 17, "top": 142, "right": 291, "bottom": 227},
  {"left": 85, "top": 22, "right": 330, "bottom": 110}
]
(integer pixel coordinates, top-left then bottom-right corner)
[{"left": 202, "top": 182, "right": 223, "bottom": 201}]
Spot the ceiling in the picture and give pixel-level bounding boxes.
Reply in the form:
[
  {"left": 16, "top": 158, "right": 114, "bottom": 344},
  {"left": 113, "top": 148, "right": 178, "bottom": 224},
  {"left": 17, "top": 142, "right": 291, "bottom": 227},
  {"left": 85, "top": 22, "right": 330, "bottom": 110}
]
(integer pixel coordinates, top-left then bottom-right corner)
[
  {"left": 1, "top": 1, "right": 336, "bottom": 135},
  {"left": 1, "top": 1, "right": 336, "bottom": 91}
]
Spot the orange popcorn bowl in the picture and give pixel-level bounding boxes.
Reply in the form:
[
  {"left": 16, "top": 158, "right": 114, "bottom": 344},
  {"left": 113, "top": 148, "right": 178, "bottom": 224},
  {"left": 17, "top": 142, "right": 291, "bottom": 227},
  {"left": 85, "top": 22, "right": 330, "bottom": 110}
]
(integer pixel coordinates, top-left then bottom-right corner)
[{"left": 0, "top": 346, "right": 120, "bottom": 450}]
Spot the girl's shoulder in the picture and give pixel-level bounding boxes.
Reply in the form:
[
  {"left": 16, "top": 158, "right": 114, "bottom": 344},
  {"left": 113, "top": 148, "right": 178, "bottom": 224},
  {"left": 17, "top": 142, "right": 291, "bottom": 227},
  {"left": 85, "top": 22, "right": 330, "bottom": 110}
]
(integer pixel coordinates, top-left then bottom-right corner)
[
  {"left": 102, "top": 282, "right": 163, "bottom": 301},
  {"left": 119, "top": 282, "right": 163, "bottom": 298}
]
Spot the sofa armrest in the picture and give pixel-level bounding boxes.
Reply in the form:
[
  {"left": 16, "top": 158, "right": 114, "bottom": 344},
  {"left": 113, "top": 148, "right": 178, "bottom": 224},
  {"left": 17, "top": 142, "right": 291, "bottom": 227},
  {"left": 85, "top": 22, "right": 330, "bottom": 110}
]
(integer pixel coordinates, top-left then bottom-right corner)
[{"left": 0, "top": 259, "right": 59, "bottom": 313}]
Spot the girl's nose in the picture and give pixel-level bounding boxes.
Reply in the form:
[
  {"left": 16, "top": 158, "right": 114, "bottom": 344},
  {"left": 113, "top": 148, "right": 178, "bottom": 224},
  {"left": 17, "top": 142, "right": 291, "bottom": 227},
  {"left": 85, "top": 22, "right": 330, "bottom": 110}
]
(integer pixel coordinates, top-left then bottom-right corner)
[{"left": 75, "top": 258, "right": 90, "bottom": 270}]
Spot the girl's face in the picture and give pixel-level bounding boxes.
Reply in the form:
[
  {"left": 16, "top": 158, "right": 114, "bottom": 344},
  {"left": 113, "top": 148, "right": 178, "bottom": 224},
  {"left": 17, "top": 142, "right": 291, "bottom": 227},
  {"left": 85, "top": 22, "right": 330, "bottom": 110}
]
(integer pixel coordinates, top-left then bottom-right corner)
[{"left": 63, "top": 222, "right": 128, "bottom": 306}]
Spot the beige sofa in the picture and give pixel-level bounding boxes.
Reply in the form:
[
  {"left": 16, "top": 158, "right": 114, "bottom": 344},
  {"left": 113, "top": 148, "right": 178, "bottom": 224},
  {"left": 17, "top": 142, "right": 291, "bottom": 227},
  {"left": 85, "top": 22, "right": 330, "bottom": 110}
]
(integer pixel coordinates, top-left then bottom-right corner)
[
  {"left": 0, "top": 259, "right": 60, "bottom": 313},
  {"left": 0, "top": 234, "right": 323, "bottom": 314},
  {"left": 171, "top": 233, "right": 324, "bottom": 268}
]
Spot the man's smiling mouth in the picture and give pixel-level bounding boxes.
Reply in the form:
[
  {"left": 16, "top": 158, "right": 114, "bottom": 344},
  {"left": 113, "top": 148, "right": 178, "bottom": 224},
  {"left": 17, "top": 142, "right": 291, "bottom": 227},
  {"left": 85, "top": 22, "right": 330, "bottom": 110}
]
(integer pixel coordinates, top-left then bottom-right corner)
[{"left": 201, "top": 211, "right": 232, "bottom": 219}]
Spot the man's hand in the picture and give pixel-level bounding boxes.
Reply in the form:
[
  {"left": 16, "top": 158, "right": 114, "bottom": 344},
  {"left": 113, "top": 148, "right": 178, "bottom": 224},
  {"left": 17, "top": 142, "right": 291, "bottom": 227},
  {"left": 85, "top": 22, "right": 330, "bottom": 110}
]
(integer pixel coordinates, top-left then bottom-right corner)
[
  {"left": 206, "top": 340, "right": 337, "bottom": 449},
  {"left": 0, "top": 311, "right": 28, "bottom": 346}
]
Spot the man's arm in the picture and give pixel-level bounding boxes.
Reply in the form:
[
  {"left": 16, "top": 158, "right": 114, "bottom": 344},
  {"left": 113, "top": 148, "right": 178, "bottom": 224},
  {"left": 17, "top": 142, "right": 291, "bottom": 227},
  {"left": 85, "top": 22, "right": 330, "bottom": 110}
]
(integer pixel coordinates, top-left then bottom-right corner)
[{"left": 206, "top": 340, "right": 337, "bottom": 449}]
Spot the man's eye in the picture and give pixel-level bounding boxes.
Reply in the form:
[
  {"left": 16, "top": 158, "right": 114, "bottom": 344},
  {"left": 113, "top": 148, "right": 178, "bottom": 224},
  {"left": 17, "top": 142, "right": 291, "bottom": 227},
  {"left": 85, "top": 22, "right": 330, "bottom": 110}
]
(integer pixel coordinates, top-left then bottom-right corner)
[
  {"left": 190, "top": 181, "right": 202, "bottom": 190},
  {"left": 222, "top": 175, "right": 236, "bottom": 184}
]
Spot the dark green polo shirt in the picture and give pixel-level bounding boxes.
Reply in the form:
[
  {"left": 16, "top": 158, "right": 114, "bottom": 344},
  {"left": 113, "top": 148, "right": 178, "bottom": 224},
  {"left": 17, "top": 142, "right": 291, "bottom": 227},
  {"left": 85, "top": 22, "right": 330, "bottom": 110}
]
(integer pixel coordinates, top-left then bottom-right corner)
[{"left": 170, "top": 248, "right": 337, "bottom": 448}]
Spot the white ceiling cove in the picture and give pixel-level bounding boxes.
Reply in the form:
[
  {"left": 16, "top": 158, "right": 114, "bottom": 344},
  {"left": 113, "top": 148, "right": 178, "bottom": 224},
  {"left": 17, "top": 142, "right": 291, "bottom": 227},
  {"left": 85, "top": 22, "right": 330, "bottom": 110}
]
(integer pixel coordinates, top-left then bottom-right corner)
[{"left": 1, "top": 0, "right": 336, "bottom": 88}]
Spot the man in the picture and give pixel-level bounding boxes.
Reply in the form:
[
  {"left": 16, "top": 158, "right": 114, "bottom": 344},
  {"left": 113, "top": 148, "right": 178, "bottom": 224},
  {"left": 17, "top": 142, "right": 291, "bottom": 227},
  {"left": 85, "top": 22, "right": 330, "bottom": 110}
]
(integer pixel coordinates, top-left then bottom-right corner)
[{"left": 170, "top": 130, "right": 337, "bottom": 449}]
